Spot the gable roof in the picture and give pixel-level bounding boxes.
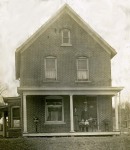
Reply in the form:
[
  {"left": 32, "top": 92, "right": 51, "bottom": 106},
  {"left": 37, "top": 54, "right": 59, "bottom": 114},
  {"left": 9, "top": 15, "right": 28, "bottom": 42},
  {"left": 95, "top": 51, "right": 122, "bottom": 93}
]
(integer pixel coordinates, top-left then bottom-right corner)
[
  {"left": 15, "top": 4, "right": 117, "bottom": 79},
  {"left": 3, "top": 96, "right": 21, "bottom": 103}
]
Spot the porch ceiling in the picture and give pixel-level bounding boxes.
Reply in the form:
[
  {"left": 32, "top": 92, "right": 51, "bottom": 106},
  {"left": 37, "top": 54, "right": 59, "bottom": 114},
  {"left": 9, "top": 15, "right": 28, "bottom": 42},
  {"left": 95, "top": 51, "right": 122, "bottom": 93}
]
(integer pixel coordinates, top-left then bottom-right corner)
[{"left": 18, "top": 87, "right": 123, "bottom": 96}]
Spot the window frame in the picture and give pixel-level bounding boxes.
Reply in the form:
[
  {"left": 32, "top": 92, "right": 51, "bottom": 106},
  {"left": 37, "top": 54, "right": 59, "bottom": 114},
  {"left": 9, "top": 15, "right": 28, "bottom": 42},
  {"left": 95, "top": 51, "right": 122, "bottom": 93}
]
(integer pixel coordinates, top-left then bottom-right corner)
[
  {"left": 61, "top": 29, "right": 72, "bottom": 46},
  {"left": 45, "top": 96, "right": 64, "bottom": 124},
  {"left": 11, "top": 106, "right": 20, "bottom": 128},
  {"left": 76, "top": 57, "right": 89, "bottom": 81},
  {"left": 45, "top": 56, "right": 57, "bottom": 81}
]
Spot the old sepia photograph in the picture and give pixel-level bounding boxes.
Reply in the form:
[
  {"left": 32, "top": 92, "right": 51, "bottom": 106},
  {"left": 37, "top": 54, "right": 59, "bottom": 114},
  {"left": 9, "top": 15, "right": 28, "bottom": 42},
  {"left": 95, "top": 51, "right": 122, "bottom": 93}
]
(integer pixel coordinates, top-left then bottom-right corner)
[{"left": 0, "top": 0, "right": 130, "bottom": 149}]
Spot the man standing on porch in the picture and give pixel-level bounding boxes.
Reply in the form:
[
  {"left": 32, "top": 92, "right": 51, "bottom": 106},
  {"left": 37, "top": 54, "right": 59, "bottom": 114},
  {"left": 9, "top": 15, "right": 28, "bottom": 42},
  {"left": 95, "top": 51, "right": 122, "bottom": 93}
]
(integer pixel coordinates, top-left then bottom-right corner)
[{"left": 81, "top": 102, "right": 89, "bottom": 132}]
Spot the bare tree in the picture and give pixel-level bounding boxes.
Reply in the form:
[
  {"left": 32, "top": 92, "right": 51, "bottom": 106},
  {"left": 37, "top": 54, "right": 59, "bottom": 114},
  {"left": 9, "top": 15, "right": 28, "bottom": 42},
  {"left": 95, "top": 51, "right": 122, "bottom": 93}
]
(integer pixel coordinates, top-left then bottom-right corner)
[
  {"left": 0, "top": 82, "right": 7, "bottom": 104},
  {"left": 120, "top": 101, "right": 130, "bottom": 130},
  {"left": 0, "top": 85, "right": 7, "bottom": 96}
]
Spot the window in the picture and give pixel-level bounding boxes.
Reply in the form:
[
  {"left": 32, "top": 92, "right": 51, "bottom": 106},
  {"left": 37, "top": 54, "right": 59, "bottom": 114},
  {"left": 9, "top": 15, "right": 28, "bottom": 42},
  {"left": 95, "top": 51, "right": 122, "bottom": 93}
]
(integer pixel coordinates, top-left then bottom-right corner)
[
  {"left": 77, "top": 57, "right": 89, "bottom": 81},
  {"left": 61, "top": 29, "right": 71, "bottom": 45},
  {"left": 45, "top": 96, "right": 64, "bottom": 123},
  {"left": 45, "top": 57, "right": 57, "bottom": 80},
  {"left": 11, "top": 107, "right": 20, "bottom": 128}
]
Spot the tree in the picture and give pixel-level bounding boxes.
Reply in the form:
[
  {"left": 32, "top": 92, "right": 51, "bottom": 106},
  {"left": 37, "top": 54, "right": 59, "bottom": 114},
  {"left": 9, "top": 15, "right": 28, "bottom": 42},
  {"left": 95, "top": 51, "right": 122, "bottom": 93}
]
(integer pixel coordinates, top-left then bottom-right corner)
[
  {"left": 120, "top": 101, "right": 130, "bottom": 129},
  {"left": 0, "top": 82, "right": 7, "bottom": 104},
  {"left": 0, "top": 84, "right": 7, "bottom": 95}
]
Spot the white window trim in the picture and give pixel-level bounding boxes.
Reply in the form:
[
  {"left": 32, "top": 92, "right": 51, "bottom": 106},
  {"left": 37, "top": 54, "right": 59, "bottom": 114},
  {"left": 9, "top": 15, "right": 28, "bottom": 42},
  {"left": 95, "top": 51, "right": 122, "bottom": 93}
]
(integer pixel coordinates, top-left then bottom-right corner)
[
  {"left": 76, "top": 57, "right": 89, "bottom": 81},
  {"left": 61, "top": 29, "right": 72, "bottom": 46},
  {"left": 44, "top": 56, "right": 57, "bottom": 80},
  {"left": 45, "top": 96, "right": 64, "bottom": 124},
  {"left": 11, "top": 106, "right": 20, "bottom": 128}
]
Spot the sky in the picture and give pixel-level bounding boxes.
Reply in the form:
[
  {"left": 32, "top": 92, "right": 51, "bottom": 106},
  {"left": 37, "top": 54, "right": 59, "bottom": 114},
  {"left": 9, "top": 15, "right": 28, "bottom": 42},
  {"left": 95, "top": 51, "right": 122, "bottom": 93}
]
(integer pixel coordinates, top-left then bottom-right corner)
[{"left": 0, "top": 0, "right": 130, "bottom": 102}]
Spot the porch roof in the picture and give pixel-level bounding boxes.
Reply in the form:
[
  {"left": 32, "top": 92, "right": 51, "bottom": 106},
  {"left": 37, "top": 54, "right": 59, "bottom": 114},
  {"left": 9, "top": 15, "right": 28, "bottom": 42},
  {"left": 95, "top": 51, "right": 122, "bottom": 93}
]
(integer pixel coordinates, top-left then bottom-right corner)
[
  {"left": 18, "top": 87, "right": 123, "bottom": 96},
  {"left": 3, "top": 96, "right": 21, "bottom": 103},
  {"left": 0, "top": 105, "right": 8, "bottom": 112}
]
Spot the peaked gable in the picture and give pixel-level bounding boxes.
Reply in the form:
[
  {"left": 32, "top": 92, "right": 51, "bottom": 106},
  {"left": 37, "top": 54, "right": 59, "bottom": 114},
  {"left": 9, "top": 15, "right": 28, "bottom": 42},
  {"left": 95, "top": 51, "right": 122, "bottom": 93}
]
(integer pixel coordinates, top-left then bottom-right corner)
[{"left": 15, "top": 4, "right": 117, "bottom": 79}]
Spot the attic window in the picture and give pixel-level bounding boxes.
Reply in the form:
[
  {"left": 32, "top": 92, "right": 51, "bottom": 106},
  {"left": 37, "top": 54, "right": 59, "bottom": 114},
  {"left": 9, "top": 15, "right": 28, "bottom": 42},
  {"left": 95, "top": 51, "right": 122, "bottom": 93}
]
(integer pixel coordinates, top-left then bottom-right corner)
[{"left": 61, "top": 29, "right": 72, "bottom": 46}]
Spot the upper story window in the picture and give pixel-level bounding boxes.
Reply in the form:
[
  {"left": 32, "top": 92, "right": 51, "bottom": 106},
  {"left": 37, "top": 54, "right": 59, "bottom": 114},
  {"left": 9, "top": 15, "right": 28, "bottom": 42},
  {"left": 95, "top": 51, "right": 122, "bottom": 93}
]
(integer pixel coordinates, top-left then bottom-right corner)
[
  {"left": 45, "top": 96, "right": 64, "bottom": 124},
  {"left": 45, "top": 56, "right": 57, "bottom": 80},
  {"left": 61, "top": 29, "right": 72, "bottom": 46},
  {"left": 11, "top": 106, "right": 20, "bottom": 128},
  {"left": 77, "top": 57, "right": 89, "bottom": 81}
]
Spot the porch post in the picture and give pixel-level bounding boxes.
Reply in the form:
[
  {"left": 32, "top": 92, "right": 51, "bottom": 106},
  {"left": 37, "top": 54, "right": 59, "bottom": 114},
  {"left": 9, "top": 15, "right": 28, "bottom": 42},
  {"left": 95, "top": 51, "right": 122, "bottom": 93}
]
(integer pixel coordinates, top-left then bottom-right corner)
[
  {"left": 115, "top": 94, "right": 119, "bottom": 131},
  {"left": 97, "top": 97, "right": 100, "bottom": 131},
  {"left": 70, "top": 95, "right": 74, "bottom": 132},
  {"left": 2, "top": 112, "right": 6, "bottom": 137},
  {"left": 23, "top": 94, "right": 27, "bottom": 133}
]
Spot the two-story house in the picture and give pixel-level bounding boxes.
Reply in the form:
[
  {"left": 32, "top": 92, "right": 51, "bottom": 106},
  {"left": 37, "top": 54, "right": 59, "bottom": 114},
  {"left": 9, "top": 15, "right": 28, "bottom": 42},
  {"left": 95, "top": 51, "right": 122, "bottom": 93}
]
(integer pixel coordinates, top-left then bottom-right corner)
[{"left": 15, "top": 4, "right": 122, "bottom": 136}]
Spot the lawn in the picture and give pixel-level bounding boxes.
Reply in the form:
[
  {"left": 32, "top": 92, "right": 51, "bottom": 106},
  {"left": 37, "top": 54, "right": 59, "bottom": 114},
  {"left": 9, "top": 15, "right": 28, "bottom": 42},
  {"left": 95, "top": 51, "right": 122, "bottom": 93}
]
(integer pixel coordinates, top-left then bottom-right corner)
[{"left": 0, "top": 136, "right": 130, "bottom": 150}]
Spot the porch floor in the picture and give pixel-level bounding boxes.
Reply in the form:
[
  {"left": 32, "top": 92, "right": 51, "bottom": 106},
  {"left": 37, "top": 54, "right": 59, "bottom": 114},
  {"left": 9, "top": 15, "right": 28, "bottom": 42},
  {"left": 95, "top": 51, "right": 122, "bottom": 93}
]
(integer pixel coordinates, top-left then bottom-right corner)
[{"left": 23, "top": 132, "right": 120, "bottom": 137}]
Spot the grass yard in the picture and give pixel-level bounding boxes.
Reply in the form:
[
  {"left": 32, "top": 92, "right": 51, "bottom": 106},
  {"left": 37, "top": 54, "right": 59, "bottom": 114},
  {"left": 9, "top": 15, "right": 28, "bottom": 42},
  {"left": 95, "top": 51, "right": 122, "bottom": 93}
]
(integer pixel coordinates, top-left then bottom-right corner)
[{"left": 0, "top": 136, "right": 130, "bottom": 150}]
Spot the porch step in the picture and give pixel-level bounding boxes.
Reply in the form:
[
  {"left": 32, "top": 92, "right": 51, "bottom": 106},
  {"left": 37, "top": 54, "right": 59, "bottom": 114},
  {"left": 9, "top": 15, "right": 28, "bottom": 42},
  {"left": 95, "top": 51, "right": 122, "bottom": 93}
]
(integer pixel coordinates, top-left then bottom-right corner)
[{"left": 23, "top": 132, "right": 120, "bottom": 137}]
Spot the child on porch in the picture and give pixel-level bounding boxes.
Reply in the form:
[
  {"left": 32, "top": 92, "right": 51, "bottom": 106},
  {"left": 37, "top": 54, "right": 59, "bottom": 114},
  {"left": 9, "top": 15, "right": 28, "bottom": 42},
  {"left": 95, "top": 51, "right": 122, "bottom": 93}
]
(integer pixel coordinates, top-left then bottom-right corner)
[{"left": 81, "top": 102, "right": 89, "bottom": 132}]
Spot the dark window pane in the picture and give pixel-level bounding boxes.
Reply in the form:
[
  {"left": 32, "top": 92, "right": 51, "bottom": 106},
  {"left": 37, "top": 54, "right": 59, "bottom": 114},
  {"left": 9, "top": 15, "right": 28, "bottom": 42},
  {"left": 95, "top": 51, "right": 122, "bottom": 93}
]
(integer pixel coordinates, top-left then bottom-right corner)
[
  {"left": 63, "top": 30, "right": 69, "bottom": 38},
  {"left": 12, "top": 108, "right": 20, "bottom": 119},
  {"left": 46, "top": 59, "right": 55, "bottom": 69},
  {"left": 78, "top": 59, "right": 87, "bottom": 70},
  {"left": 46, "top": 99, "right": 62, "bottom": 103},
  {"left": 63, "top": 38, "right": 69, "bottom": 43}
]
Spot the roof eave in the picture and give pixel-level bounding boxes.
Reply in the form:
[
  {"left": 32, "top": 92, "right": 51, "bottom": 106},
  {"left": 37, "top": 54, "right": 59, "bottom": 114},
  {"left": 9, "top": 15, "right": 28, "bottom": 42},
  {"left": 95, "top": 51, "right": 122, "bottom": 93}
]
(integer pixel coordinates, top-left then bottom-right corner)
[{"left": 3, "top": 96, "right": 21, "bottom": 103}]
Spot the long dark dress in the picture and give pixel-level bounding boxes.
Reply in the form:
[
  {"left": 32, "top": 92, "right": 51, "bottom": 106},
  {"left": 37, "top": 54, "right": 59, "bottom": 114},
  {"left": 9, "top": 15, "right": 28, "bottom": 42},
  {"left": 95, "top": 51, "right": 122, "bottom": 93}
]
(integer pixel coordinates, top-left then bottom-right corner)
[{"left": 74, "top": 111, "right": 79, "bottom": 132}]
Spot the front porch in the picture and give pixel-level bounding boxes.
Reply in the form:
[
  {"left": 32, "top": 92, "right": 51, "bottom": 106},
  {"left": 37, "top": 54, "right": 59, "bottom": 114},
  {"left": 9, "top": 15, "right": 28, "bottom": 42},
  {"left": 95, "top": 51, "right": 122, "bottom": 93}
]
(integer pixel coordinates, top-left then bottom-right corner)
[{"left": 20, "top": 87, "right": 123, "bottom": 135}]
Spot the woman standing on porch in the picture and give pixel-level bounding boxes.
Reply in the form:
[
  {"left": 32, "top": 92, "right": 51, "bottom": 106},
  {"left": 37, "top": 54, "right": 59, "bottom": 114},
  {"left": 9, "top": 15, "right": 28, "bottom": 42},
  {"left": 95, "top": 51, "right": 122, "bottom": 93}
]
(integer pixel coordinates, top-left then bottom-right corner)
[{"left": 74, "top": 108, "right": 79, "bottom": 132}]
